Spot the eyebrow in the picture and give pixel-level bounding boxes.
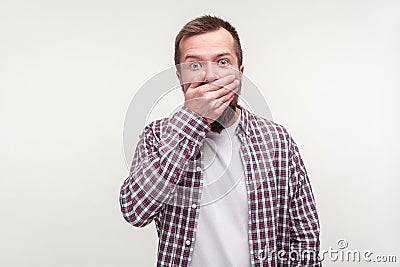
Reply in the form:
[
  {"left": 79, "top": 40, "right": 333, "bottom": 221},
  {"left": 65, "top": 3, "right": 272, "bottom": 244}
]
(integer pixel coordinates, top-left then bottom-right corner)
[
  {"left": 183, "top": 52, "right": 233, "bottom": 62},
  {"left": 215, "top": 52, "right": 232, "bottom": 58},
  {"left": 183, "top": 55, "right": 201, "bottom": 61}
]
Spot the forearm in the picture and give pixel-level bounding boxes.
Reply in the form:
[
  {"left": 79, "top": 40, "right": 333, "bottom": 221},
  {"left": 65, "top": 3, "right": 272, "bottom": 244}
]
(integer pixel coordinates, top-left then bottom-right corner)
[
  {"left": 289, "top": 180, "right": 321, "bottom": 266},
  {"left": 120, "top": 107, "right": 210, "bottom": 227},
  {"left": 288, "top": 137, "right": 321, "bottom": 266}
]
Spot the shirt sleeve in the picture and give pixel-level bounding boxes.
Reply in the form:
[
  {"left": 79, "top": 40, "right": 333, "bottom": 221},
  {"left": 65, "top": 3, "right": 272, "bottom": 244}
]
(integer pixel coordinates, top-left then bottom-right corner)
[
  {"left": 119, "top": 107, "right": 210, "bottom": 227},
  {"left": 288, "top": 137, "right": 322, "bottom": 266}
]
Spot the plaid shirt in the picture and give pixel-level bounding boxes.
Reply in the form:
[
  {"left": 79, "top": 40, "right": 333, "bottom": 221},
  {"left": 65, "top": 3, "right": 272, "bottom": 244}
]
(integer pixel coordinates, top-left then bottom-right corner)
[{"left": 120, "top": 105, "right": 321, "bottom": 267}]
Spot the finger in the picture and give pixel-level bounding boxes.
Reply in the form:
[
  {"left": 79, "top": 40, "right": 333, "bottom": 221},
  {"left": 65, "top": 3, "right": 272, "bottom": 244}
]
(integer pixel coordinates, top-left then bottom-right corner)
[
  {"left": 204, "top": 74, "right": 236, "bottom": 91},
  {"left": 207, "top": 79, "right": 240, "bottom": 99},
  {"left": 186, "top": 71, "right": 206, "bottom": 91},
  {"left": 210, "top": 90, "right": 235, "bottom": 113},
  {"left": 216, "top": 94, "right": 236, "bottom": 114},
  {"left": 217, "top": 88, "right": 237, "bottom": 104}
]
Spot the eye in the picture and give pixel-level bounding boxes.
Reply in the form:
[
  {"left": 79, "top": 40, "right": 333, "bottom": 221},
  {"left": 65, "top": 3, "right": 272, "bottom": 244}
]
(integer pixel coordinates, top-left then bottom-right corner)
[
  {"left": 218, "top": 59, "right": 229, "bottom": 66},
  {"left": 190, "top": 62, "right": 202, "bottom": 70}
]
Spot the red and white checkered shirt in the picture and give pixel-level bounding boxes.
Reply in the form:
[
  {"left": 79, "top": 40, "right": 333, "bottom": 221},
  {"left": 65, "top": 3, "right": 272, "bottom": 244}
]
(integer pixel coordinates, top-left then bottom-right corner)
[{"left": 120, "top": 105, "right": 321, "bottom": 267}]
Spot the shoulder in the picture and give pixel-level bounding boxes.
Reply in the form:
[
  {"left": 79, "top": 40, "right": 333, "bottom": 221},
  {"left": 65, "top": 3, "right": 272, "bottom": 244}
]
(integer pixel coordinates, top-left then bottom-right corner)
[{"left": 242, "top": 108, "right": 292, "bottom": 143}]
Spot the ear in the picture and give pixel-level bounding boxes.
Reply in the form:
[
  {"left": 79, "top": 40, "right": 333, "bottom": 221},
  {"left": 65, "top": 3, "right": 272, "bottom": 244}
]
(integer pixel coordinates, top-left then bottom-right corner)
[
  {"left": 239, "top": 65, "right": 244, "bottom": 78},
  {"left": 176, "top": 70, "right": 185, "bottom": 92}
]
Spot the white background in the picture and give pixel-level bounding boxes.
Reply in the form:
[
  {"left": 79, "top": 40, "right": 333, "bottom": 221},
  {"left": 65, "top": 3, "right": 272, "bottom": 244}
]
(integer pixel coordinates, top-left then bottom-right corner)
[{"left": 1, "top": 0, "right": 399, "bottom": 266}]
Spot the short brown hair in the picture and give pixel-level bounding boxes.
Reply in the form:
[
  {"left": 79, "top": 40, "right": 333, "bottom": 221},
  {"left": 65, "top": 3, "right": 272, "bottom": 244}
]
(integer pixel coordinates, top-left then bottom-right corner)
[{"left": 174, "top": 15, "right": 243, "bottom": 67}]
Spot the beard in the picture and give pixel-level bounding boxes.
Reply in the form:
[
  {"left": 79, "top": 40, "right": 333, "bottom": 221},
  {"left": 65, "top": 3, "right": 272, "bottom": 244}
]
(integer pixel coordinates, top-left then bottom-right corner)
[{"left": 210, "top": 93, "right": 239, "bottom": 133}]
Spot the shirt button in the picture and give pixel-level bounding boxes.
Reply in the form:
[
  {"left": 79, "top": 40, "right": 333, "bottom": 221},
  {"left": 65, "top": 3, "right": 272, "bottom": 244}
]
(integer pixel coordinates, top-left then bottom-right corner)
[
  {"left": 191, "top": 203, "right": 197, "bottom": 209},
  {"left": 196, "top": 167, "right": 201, "bottom": 172},
  {"left": 185, "top": 240, "right": 191, "bottom": 246}
]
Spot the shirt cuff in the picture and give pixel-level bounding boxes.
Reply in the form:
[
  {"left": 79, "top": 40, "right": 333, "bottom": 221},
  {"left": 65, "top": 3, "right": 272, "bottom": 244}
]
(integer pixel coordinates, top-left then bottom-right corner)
[{"left": 168, "top": 106, "right": 211, "bottom": 145}]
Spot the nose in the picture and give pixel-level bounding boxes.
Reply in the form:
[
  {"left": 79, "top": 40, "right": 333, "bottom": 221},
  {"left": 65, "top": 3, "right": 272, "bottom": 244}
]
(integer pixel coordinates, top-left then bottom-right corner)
[{"left": 204, "top": 62, "right": 219, "bottom": 83}]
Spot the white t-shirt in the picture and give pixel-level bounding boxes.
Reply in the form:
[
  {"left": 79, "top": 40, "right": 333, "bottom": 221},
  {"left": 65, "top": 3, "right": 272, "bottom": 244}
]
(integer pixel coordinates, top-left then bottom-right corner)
[{"left": 190, "top": 112, "right": 251, "bottom": 267}]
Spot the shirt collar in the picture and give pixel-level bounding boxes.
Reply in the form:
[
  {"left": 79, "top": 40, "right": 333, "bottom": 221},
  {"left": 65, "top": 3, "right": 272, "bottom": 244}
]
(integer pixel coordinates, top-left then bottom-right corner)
[{"left": 237, "top": 104, "right": 252, "bottom": 136}]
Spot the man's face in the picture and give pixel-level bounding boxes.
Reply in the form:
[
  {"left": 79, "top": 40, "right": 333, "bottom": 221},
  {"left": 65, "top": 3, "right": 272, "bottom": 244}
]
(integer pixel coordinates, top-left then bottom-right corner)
[{"left": 176, "top": 28, "right": 244, "bottom": 131}]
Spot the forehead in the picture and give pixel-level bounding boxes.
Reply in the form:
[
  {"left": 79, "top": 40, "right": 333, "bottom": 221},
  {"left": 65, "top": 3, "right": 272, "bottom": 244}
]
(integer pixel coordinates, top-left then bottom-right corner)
[{"left": 179, "top": 28, "right": 235, "bottom": 59}]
